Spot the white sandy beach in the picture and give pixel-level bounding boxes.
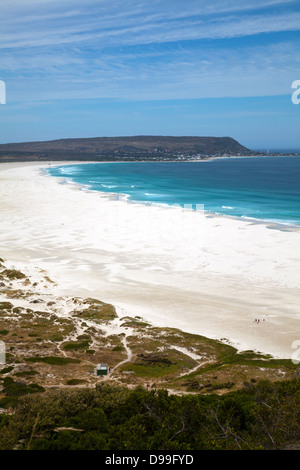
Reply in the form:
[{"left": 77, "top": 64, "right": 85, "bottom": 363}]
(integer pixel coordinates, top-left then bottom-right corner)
[{"left": 0, "top": 161, "right": 299, "bottom": 359}]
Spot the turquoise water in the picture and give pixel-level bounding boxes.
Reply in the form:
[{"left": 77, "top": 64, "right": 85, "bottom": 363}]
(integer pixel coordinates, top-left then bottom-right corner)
[{"left": 48, "top": 157, "right": 300, "bottom": 226}]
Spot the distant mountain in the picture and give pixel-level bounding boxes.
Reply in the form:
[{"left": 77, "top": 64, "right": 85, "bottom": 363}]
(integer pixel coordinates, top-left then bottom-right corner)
[{"left": 0, "top": 135, "right": 255, "bottom": 162}]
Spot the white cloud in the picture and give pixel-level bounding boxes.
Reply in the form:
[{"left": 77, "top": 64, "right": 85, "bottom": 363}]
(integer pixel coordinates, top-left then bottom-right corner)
[
  {"left": 1, "top": 0, "right": 299, "bottom": 102},
  {"left": 4, "top": 38, "right": 299, "bottom": 102},
  {"left": 1, "top": 1, "right": 299, "bottom": 49}
]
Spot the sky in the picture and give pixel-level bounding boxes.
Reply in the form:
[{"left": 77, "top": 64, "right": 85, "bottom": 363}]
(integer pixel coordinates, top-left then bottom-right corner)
[{"left": 0, "top": 0, "right": 300, "bottom": 150}]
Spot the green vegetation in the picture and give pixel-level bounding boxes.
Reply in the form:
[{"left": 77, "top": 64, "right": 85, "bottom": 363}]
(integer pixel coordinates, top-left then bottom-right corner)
[
  {"left": 1, "top": 289, "right": 28, "bottom": 299},
  {"left": 25, "top": 356, "right": 80, "bottom": 365},
  {"left": 14, "top": 370, "right": 38, "bottom": 378},
  {"left": 1, "top": 257, "right": 299, "bottom": 450},
  {"left": 66, "top": 379, "right": 87, "bottom": 385},
  {"left": 122, "top": 349, "right": 195, "bottom": 379},
  {"left": 0, "top": 366, "right": 14, "bottom": 374},
  {"left": 120, "top": 316, "right": 151, "bottom": 328},
  {"left": 0, "top": 269, "right": 26, "bottom": 280},
  {"left": 0, "top": 377, "right": 45, "bottom": 408},
  {"left": 62, "top": 340, "right": 91, "bottom": 351},
  {"left": 44, "top": 276, "right": 54, "bottom": 284},
  {"left": 0, "top": 302, "right": 13, "bottom": 311},
  {"left": 75, "top": 299, "right": 117, "bottom": 323},
  {"left": 0, "top": 380, "right": 300, "bottom": 450},
  {"left": 112, "top": 346, "right": 125, "bottom": 352}
]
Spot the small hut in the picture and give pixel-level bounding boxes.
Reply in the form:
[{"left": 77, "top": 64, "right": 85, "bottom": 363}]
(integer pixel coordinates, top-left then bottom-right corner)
[{"left": 96, "top": 363, "right": 109, "bottom": 376}]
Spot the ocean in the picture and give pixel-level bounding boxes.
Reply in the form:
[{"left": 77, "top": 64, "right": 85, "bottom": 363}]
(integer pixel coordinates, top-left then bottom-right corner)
[{"left": 47, "top": 156, "right": 300, "bottom": 227}]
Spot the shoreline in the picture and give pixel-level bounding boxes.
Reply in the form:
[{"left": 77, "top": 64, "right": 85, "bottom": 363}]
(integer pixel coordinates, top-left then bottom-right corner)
[
  {"left": 1, "top": 161, "right": 300, "bottom": 359},
  {"left": 45, "top": 158, "right": 300, "bottom": 232}
]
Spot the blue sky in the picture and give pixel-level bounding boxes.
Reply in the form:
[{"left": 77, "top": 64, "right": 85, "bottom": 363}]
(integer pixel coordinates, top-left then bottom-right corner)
[{"left": 0, "top": 0, "right": 300, "bottom": 150}]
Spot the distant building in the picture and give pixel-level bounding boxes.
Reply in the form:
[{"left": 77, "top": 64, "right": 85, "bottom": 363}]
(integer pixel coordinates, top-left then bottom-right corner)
[{"left": 96, "top": 363, "right": 109, "bottom": 376}]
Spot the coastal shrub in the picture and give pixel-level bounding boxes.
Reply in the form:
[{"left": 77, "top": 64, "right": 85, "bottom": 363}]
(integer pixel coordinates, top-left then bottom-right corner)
[
  {"left": 76, "top": 300, "right": 117, "bottom": 322},
  {"left": 66, "top": 379, "right": 87, "bottom": 385},
  {"left": 15, "top": 370, "right": 38, "bottom": 377},
  {"left": 1, "top": 269, "right": 26, "bottom": 280},
  {"left": 2, "top": 289, "right": 26, "bottom": 299},
  {"left": 62, "top": 340, "right": 91, "bottom": 351},
  {"left": 2, "top": 378, "right": 44, "bottom": 397},
  {"left": 77, "top": 334, "right": 91, "bottom": 341},
  {"left": 12, "top": 307, "right": 22, "bottom": 314},
  {"left": 1, "top": 380, "right": 299, "bottom": 450},
  {"left": 0, "top": 377, "right": 45, "bottom": 409},
  {"left": 0, "top": 414, "right": 9, "bottom": 430},
  {"left": 0, "top": 366, "right": 14, "bottom": 374},
  {"left": 112, "top": 346, "right": 125, "bottom": 351},
  {"left": 66, "top": 408, "right": 108, "bottom": 433},
  {"left": 25, "top": 356, "right": 80, "bottom": 365},
  {"left": 121, "top": 318, "right": 151, "bottom": 328},
  {"left": 50, "top": 334, "right": 64, "bottom": 342},
  {"left": 0, "top": 302, "right": 13, "bottom": 311},
  {"left": 205, "top": 381, "right": 235, "bottom": 391},
  {"left": 122, "top": 362, "right": 179, "bottom": 378}
]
